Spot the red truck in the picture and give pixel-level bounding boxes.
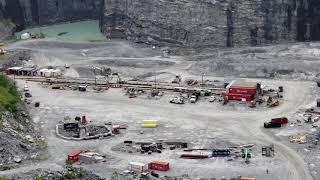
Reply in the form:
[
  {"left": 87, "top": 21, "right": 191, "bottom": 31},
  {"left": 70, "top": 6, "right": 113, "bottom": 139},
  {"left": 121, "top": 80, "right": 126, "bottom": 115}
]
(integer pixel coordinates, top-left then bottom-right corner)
[{"left": 271, "top": 117, "right": 288, "bottom": 124}]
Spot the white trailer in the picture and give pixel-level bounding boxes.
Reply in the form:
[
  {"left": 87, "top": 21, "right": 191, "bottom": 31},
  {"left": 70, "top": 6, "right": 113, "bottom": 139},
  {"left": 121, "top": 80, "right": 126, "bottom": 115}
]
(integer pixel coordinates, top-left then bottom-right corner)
[{"left": 129, "top": 162, "right": 148, "bottom": 173}]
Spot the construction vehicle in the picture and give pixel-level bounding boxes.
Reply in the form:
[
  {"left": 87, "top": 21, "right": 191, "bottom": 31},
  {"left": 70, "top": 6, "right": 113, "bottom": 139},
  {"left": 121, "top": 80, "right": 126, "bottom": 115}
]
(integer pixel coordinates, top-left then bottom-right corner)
[
  {"left": 267, "top": 97, "right": 280, "bottom": 107},
  {"left": 111, "top": 73, "right": 122, "bottom": 83},
  {"left": 262, "top": 144, "right": 274, "bottom": 157},
  {"left": 172, "top": 75, "right": 182, "bottom": 84},
  {"left": 241, "top": 148, "right": 251, "bottom": 164}
]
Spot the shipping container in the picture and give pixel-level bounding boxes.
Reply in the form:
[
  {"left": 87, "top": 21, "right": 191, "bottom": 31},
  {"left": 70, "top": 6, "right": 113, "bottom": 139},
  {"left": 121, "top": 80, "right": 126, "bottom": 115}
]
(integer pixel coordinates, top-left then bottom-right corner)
[
  {"left": 227, "top": 81, "right": 257, "bottom": 89},
  {"left": 129, "top": 162, "right": 148, "bottom": 173},
  {"left": 225, "top": 93, "right": 254, "bottom": 101},
  {"left": 228, "top": 87, "right": 256, "bottom": 95},
  {"left": 180, "top": 154, "right": 209, "bottom": 159},
  {"left": 271, "top": 117, "right": 288, "bottom": 124},
  {"left": 212, "top": 149, "right": 231, "bottom": 157},
  {"left": 148, "top": 161, "right": 170, "bottom": 171}
]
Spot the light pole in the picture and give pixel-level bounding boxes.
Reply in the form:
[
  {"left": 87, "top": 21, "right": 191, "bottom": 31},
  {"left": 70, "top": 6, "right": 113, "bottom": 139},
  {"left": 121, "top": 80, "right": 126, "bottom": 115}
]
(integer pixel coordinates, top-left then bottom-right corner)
[
  {"left": 92, "top": 66, "right": 97, "bottom": 87},
  {"left": 201, "top": 73, "right": 205, "bottom": 90},
  {"left": 154, "top": 71, "right": 157, "bottom": 90},
  {"left": 13, "top": 62, "right": 16, "bottom": 85}
]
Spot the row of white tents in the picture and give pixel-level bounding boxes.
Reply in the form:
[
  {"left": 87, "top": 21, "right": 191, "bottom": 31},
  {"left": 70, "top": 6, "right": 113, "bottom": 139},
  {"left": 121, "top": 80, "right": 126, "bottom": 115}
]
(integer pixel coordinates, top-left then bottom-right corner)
[{"left": 39, "top": 68, "right": 62, "bottom": 77}]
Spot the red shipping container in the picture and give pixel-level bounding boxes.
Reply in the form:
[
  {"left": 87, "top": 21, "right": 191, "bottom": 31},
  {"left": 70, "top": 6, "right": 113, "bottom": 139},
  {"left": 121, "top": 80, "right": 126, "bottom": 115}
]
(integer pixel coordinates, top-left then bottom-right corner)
[
  {"left": 225, "top": 93, "right": 254, "bottom": 101},
  {"left": 148, "top": 161, "right": 170, "bottom": 171},
  {"left": 68, "top": 150, "right": 81, "bottom": 162},
  {"left": 228, "top": 87, "right": 256, "bottom": 95},
  {"left": 271, "top": 117, "right": 288, "bottom": 124}
]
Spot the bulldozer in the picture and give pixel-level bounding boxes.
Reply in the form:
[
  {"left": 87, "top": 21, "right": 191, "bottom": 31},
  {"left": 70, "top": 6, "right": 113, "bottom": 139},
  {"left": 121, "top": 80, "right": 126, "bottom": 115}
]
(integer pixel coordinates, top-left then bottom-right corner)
[{"left": 267, "top": 97, "right": 280, "bottom": 107}]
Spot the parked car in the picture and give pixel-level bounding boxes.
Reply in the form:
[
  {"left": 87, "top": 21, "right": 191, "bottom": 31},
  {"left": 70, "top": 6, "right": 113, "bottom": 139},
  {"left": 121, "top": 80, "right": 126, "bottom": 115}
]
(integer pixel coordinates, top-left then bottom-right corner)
[
  {"left": 170, "top": 96, "right": 184, "bottom": 104},
  {"left": 23, "top": 84, "right": 29, "bottom": 92},
  {"left": 190, "top": 95, "right": 198, "bottom": 103},
  {"left": 208, "top": 96, "right": 216, "bottom": 102}
]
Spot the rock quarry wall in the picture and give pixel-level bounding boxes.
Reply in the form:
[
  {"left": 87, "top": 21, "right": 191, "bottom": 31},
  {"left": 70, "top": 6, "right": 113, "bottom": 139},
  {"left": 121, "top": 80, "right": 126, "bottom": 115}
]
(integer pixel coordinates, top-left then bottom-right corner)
[
  {"left": 0, "top": 0, "right": 319, "bottom": 47},
  {"left": 102, "top": 0, "right": 320, "bottom": 47}
]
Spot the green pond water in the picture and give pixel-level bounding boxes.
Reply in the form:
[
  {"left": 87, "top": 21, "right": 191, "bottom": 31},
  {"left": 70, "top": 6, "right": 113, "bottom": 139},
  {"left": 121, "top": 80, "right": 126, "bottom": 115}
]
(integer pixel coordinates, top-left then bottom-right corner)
[{"left": 15, "top": 20, "right": 106, "bottom": 42}]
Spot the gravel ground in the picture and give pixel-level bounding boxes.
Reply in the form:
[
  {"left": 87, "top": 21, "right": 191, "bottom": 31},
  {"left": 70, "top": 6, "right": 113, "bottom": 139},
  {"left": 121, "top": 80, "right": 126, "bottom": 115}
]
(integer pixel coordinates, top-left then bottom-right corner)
[{"left": 1, "top": 39, "right": 319, "bottom": 180}]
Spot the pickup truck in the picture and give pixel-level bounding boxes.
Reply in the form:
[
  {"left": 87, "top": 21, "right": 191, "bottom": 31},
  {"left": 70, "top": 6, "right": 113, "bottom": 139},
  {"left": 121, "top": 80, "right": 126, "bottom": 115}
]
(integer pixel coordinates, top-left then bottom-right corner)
[
  {"left": 190, "top": 95, "right": 198, "bottom": 103},
  {"left": 170, "top": 96, "right": 184, "bottom": 104}
]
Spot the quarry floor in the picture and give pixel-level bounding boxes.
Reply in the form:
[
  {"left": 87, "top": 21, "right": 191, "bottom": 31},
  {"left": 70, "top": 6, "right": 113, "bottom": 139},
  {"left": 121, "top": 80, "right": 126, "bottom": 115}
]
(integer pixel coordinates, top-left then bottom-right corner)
[{"left": 1, "top": 39, "right": 320, "bottom": 180}]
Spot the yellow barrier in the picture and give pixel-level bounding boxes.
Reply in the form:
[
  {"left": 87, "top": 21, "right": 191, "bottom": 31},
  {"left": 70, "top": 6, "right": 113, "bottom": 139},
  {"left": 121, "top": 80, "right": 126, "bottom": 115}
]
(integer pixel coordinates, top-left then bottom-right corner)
[{"left": 141, "top": 120, "right": 159, "bottom": 125}]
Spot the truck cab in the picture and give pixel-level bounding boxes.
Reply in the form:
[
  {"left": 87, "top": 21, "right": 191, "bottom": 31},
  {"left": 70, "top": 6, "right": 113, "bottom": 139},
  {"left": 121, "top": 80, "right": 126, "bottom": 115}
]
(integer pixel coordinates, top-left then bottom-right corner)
[
  {"left": 190, "top": 95, "right": 198, "bottom": 103},
  {"left": 264, "top": 122, "right": 281, "bottom": 128}
]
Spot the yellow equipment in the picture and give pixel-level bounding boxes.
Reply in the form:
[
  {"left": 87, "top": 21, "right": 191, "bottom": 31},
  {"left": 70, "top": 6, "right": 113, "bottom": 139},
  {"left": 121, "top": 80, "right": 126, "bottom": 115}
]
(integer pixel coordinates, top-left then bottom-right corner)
[
  {"left": 141, "top": 120, "right": 159, "bottom": 128},
  {"left": 141, "top": 120, "right": 159, "bottom": 125},
  {"left": 239, "top": 178, "right": 256, "bottom": 180}
]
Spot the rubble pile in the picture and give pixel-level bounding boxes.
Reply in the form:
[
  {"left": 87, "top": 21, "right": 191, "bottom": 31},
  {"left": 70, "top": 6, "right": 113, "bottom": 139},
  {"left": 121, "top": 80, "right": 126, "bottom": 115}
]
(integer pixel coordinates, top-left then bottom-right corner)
[{"left": 7, "top": 167, "right": 104, "bottom": 180}]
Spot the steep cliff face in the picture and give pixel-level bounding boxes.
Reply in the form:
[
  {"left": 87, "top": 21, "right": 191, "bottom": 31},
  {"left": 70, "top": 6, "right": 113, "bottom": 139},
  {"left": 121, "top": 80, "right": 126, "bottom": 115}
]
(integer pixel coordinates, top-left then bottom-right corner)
[
  {"left": 36, "top": 0, "right": 102, "bottom": 25},
  {"left": 102, "top": 0, "right": 297, "bottom": 47},
  {"left": 0, "top": 0, "right": 320, "bottom": 47}
]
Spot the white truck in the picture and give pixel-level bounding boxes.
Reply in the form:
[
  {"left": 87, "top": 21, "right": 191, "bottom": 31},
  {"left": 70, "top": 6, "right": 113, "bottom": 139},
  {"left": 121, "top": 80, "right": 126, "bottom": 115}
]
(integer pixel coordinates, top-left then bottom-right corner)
[{"left": 190, "top": 95, "right": 198, "bottom": 103}]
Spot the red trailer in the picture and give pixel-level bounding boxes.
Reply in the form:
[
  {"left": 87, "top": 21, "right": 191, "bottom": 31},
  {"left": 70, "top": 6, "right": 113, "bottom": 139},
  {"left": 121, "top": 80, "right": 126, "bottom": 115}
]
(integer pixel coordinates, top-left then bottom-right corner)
[
  {"left": 68, "top": 150, "right": 81, "bottom": 162},
  {"left": 225, "top": 93, "right": 254, "bottom": 102},
  {"left": 271, "top": 117, "right": 288, "bottom": 124},
  {"left": 148, "top": 161, "right": 170, "bottom": 171}
]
